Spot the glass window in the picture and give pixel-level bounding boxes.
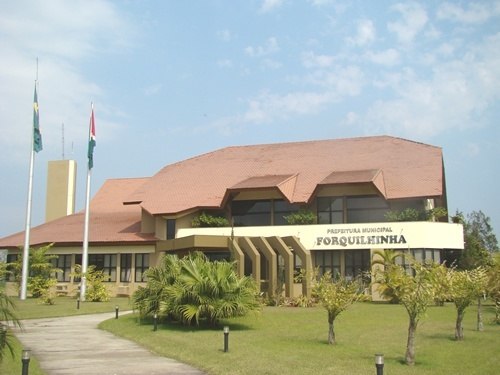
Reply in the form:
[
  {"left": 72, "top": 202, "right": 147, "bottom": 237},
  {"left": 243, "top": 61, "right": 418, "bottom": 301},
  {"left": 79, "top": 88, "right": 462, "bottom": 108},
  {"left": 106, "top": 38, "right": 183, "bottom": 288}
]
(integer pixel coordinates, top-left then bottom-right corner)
[
  {"left": 314, "top": 251, "right": 341, "bottom": 278},
  {"left": 6, "top": 254, "right": 18, "bottom": 282},
  {"left": 273, "top": 200, "right": 300, "bottom": 225},
  {"left": 346, "top": 196, "right": 389, "bottom": 223},
  {"left": 317, "top": 197, "right": 344, "bottom": 224},
  {"left": 135, "top": 254, "right": 150, "bottom": 282},
  {"left": 232, "top": 200, "right": 272, "bottom": 226},
  {"left": 120, "top": 254, "right": 132, "bottom": 282},
  {"left": 88, "top": 254, "right": 117, "bottom": 282},
  {"left": 166, "top": 219, "right": 176, "bottom": 240},
  {"left": 345, "top": 250, "right": 370, "bottom": 280},
  {"left": 51, "top": 255, "right": 72, "bottom": 282}
]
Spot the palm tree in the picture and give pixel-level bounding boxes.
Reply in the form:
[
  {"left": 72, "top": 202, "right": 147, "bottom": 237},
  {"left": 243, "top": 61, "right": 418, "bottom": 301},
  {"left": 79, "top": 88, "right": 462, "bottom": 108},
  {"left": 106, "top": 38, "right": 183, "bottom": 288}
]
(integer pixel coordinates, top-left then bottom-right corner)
[
  {"left": 0, "top": 289, "right": 21, "bottom": 362},
  {"left": 371, "top": 249, "right": 403, "bottom": 303},
  {"left": 165, "top": 252, "right": 260, "bottom": 326}
]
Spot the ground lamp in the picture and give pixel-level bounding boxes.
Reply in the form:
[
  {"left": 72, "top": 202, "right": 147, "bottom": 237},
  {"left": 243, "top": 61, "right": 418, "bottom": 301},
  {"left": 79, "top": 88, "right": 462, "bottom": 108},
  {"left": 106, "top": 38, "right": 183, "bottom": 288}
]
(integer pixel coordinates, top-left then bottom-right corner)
[
  {"left": 115, "top": 305, "right": 119, "bottom": 319},
  {"left": 153, "top": 313, "right": 158, "bottom": 331},
  {"left": 223, "top": 326, "right": 229, "bottom": 353},
  {"left": 21, "top": 349, "right": 31, "bottom": 375},
  {"left": 76, "top": 297, "right": 80, "bottom": 310},
  {"left": 375, "top": 353, "right": 384, "bottom": 375}
]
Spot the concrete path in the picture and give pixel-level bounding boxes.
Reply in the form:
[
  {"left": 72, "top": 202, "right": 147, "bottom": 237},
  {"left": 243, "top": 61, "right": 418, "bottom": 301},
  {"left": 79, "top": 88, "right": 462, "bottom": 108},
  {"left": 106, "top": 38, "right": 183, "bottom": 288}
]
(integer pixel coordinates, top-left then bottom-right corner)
[{"left": 14, "top": 312, "right": 206, "bottom": 375}]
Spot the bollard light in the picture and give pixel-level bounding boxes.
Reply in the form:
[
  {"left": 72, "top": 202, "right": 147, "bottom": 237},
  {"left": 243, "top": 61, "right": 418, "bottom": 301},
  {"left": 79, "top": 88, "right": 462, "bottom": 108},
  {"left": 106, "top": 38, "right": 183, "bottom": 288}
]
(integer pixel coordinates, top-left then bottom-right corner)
[
  {"left": 115, "top": 305, "right": 119, "bottom": 319},
  {"left": 223, "top": 326, "right": 229, "bottom": 353},
  {"left": 21, "top": 349, "right": 31, "bottom": 375},
  {"left": 76, "top": 298, "right": 80, "bottom": 310},
  {"left": 153, "top": 313, "right": 158, "bottom": 332},
  {"left": 375, "top": 353, "right": 384, "bottom": 375}
]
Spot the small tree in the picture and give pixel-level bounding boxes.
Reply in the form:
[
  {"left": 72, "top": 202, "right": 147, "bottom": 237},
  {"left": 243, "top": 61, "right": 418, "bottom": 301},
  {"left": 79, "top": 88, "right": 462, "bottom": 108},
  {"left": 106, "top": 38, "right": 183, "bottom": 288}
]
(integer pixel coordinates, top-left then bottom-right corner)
[
  {"left": 449, "top": 268, "right": 488, "bottom": 340},
  {"left": 371, "top": 249, "right": 403, "bottom": 303},
  {"left": 9, "top": 244, "right": 60, "bottom": 301},
  {"left": 377, "top": 262, "right": 436, "bottom": 365},
  {"left": 313, "top": 273, "right": 365, "bottom": 345},
  {"left": 72, "top": 265, "right": 110, "bottom": 302},
  {"left": 487, "top": 253, "right": 500, "bottom": 324}
]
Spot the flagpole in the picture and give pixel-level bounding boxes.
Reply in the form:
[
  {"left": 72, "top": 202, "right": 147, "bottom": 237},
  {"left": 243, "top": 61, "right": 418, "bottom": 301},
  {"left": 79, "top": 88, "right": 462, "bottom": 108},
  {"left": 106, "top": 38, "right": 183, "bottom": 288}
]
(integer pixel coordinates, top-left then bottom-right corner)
[
  {"left": 21, "top": 75, "right": 41, "bottom": 300},
  {"left": 20, "top": 126, "right": 35, "bottom": 300},
  {"left": 80, "top": 103, "right": 94, "bottom": 301}
]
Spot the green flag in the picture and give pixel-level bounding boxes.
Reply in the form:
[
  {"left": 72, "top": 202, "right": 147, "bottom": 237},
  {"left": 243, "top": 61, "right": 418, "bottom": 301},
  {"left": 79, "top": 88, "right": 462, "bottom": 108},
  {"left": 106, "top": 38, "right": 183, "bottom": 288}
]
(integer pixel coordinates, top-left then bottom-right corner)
[
  {"left": 33, "top": 84, "right": 42, "bottom": 152},
  {"left": 88, "top": 107, "right": 96, "bottom": 169}
]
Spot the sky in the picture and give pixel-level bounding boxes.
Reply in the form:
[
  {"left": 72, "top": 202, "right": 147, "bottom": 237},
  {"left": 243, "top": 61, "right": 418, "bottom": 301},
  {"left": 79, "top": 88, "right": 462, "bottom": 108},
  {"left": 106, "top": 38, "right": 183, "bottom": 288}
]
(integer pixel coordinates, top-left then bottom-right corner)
[{"left": 0, "top": 0, "right": 499, "bottom": 241}]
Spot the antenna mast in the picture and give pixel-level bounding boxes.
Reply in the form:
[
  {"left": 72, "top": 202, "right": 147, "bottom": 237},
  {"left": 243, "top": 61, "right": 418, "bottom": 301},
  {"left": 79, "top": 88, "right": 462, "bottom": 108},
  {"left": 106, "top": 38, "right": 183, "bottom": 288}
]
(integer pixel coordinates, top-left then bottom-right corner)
[{"left": 62, "top": 123, "right": 65, "bottom": 159}]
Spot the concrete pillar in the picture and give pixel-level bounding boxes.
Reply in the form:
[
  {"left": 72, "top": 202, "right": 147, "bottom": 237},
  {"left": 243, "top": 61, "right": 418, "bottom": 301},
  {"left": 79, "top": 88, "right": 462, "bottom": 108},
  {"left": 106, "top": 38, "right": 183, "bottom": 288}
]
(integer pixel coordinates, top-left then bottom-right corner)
[
  {"left": 282, "top": 236, "right": 313, "bottom": 298},
  {"left": 266, "top": 236, "right": 293, "bottom": 297},
  {"left": 251, "top": 237, "right": 278, "bottom": 298}
]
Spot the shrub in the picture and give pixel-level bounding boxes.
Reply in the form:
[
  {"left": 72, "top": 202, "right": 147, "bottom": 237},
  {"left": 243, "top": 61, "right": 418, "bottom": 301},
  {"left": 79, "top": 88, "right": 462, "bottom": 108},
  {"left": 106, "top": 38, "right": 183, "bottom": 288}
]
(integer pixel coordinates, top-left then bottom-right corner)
[
  {"left": 283, "top": 210, "right": 316, "bottom": 225},
  {"left": 192, "top": 212, "right": 230, "bottom": 227}
]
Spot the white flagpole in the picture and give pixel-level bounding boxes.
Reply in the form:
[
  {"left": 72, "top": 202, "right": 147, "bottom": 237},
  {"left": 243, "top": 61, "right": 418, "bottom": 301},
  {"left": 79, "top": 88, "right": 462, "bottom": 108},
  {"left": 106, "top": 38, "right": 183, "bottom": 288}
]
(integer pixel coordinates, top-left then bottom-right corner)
[
  {"left": 80, "top": 103, "right": 94, "bottom": 301},
  {"left": 20, "top": 132, "right": 35, "bottom": 300}
]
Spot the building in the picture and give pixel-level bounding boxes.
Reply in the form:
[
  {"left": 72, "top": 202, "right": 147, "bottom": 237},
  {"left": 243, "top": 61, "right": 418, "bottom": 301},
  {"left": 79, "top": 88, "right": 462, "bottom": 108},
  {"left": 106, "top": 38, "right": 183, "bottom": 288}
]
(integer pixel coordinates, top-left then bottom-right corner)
[{"left": 0, "top": 136, "right": 464, "bottom": 299}]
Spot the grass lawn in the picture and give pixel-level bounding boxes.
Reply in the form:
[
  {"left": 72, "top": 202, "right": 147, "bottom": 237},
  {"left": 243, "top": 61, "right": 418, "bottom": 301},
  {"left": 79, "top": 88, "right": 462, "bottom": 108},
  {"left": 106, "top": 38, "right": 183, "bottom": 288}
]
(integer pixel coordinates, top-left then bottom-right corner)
[
  {"left": 0, "top": 296, "right": 132, "bottom": 374},
  {"left": 100, "top": 302, "right": 500, "bottom": 375}
]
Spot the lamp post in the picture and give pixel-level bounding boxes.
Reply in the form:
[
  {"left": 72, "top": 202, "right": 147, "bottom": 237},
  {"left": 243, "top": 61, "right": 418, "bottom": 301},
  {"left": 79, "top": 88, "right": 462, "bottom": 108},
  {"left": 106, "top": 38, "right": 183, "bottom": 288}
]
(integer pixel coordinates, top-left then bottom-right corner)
[
  {"left": 223, "top": 326, "right": 229, "bottom": 352},
  {"left": 153, "top": 313, "right": 158, "bottom": 332},
  {"left": 375, "top": 353, "right": 384, "bottom": 375},
  {"left": 115, "top": 305, "right": 119, "bottom": 319},
  {"left": 21, "top": 349, "right": 31, "bottom": 375},
  {"left": 76, "top": 297, "right": 80, "bottom": 309}
]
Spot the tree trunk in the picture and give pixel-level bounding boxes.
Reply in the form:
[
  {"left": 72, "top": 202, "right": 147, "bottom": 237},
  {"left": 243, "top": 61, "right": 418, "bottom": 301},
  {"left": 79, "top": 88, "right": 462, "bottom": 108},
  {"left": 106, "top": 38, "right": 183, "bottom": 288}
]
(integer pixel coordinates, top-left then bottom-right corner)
[
  {"left": 477, "top": 297, "right": 483, "bottom": 331},
  {"left": 455, "top": 310, "right": 465, "bottom": 340},
  {"left": 405, "top": 317, "right": 417, "bottom": 365},
  {"left": 328, "top": 313, "right": 336, "bottom": 345}
]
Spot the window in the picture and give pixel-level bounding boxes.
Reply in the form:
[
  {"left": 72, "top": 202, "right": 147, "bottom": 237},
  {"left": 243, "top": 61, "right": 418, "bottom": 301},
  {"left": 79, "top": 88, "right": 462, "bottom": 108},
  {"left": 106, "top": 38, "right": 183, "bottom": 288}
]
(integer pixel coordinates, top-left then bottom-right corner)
[
  {"left": 273, "top": 200, "right": 299, "bottom": 225},
  {"left": 344, "top": 250, "right": 370, "bottom": 279},
  {"left": 51, "top": 255, "right": 72, "bottom": 282},
  {"left": 232, "top": 200, "right": 271, "bottom": 226},
  {"left": 120, "top": 254, "right": 132, "bottom": 282},
  {"left": 317, "top": 197, "right": 343, "bottom": 224},
  {"left": 6, "top": 254, "right": 18, "bottom": 282},
  {"left": 314, "top": 251, "right": 341, "bottom": 278},
  {"left": 166, "top": 219, "right": 176, "bottom": 240},
  {"left": 346, "top": 196, "right": 389, "bottom": 223},
  {"left": 88, "top": 254, "right": 117, "bottom": 282},
  {"left": 135, "top": 254, "right": 149, "bottom": 282}
]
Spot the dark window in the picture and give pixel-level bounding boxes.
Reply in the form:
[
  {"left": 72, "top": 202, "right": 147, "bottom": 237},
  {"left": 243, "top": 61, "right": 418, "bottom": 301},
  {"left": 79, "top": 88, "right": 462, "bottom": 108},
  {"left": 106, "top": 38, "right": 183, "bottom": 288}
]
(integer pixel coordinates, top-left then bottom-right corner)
[
  {"left": 135, "top": 254, "right": 149, "bottom": 282},
  {"left": 203, "top": 251, "right": 231, "bottom": 262},
  {"left": 51, "top": 255, "right": 72, "bottom": 282},
  {"left": 88, "top": 254, "right": 117, "bottom": 282},
  {"left": 232, "top": 200, "right": 271, "bottom": 226},
  {"left": 314, "top": 251, "right": 341, "bottom": 278},
  {"left": 317, "top": 197, "right": 344, "bottom": 224},
  {"left": 6, "top": 254, "right": 18, "bottom": 282},
  {"left": 166, "top": 219, "right": 176, "bottom": 240},
  {"left": 346, "top": 196, "right": 389, "bottom": 223},
  {"left": 344, "top": 250, "right": 370, "bottom": 279},
  {"left": 120, "top": 254, "right": 132, "bottom": 282},
  {"left": 273, "top": 200, "right": 300, "bottom": 225}
]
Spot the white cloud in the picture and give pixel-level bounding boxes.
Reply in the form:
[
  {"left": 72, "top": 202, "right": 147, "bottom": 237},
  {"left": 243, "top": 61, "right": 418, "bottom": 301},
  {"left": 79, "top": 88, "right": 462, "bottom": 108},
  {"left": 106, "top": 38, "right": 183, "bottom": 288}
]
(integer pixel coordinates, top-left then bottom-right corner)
[
  {"left": 348, "top": 19, "right": 376, "bottom": 46},
  {"left": 362, "top": 32, "right": 500, "bottom": 139},
  {"left": 245, "top": 37, "right": 279, "bottom": 57},
  {"left": 366, "top": 49, "right": 400, "bottom": 66},
  {"left": 0, "top": 0, "right": 134, "bottom": 165},
  {"left": 301, "top": 51, "right": 335, "bottom": 68},
  {"left": 217, "top": 59, "right": 233, "bottom": 68},
  {"left": 437, "top": 2, "right": 500, "bottom": 24},
  {"left": 260, "top": 0, "right": 284, "bottom": 13},
  {"left": 217, "top": 29, "right": 234, "bottom": 42},
  {"left": 143, "top": 83, "right": 162, "bottom": 96},
  {"left": 388, "top": 2, "right": 428, "bottom": 44}
]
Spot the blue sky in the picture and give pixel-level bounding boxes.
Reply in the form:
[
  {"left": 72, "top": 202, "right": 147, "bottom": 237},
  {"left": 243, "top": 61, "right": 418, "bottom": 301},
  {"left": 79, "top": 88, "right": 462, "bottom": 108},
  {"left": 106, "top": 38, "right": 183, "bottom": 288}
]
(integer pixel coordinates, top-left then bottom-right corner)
[{"left": 0, "top": 0, "right": 499, "bottom": 240}]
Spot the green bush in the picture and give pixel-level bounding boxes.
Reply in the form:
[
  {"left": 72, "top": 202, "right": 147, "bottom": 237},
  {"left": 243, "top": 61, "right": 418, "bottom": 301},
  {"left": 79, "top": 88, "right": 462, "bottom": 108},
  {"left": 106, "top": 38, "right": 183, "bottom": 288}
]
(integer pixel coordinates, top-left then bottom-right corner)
[
  {"left": 192, "top": 212, "right": 230, "bottom": 227},
  {"left": 283, "top": 209, "right": 316, "bottom": 225}
]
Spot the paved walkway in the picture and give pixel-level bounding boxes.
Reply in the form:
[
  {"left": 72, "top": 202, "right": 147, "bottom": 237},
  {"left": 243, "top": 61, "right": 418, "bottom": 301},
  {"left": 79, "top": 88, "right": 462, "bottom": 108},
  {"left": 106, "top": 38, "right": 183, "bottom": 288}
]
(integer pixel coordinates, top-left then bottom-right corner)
[{"left": 14, "top": 312, "right": 206, "bottom": 375}]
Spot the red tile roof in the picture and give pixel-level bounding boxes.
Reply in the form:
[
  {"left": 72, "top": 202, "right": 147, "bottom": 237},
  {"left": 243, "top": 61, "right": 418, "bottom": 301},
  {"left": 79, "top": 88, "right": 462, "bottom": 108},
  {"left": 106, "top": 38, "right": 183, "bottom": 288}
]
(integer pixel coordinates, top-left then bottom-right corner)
[
  {"left": 125, "top": 136, "right": 444, "bottom": 215},
  {"left": 0, "top": 178, "right": 156, "bottom": 248}
]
